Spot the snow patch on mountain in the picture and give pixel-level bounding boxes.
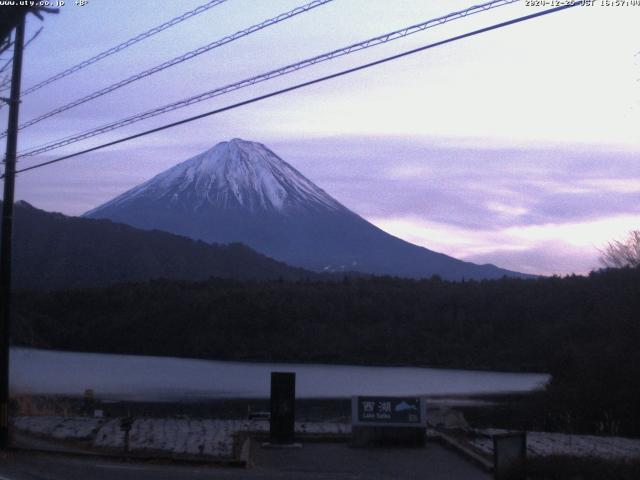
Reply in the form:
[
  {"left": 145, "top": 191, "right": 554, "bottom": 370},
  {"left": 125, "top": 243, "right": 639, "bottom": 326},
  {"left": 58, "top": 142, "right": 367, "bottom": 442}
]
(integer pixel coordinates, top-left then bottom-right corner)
[{"left": 86, "top": 139, "right": 342, "bottom": 215}]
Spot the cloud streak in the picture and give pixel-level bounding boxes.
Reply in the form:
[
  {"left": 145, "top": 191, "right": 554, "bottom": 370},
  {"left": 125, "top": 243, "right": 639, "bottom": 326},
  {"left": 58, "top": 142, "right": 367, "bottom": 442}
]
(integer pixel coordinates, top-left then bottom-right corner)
[{"left": 272, "top": 136, "right": 640, "bottom": 275}]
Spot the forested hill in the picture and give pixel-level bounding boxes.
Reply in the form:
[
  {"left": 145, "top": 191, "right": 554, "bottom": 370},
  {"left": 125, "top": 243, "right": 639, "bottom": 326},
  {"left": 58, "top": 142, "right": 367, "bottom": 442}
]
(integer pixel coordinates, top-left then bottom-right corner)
[{"left": 6, "top": 201, "right": 316, "bottom": 289}]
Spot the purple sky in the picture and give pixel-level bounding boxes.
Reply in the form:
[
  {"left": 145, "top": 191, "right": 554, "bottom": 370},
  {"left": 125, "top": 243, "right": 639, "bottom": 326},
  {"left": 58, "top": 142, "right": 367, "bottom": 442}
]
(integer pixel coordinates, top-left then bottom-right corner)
[{"left": 2, "top": 0, "right": 639, "bottom": 276}]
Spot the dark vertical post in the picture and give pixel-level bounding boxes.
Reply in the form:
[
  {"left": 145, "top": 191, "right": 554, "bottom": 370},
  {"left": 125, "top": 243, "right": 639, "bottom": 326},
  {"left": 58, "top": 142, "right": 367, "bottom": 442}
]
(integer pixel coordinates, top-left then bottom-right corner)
[
  {"left": 82, "top": 388, "right": 95, "bottom": 415},
  {"left": 270, "top": 372, "right": 295, "bottom": 444},
  {"left": 493, "top": 432, "right": 527, "bottom": 480},
  {"left": 0, "top": 14, "right": 26, "bottom": 450}
]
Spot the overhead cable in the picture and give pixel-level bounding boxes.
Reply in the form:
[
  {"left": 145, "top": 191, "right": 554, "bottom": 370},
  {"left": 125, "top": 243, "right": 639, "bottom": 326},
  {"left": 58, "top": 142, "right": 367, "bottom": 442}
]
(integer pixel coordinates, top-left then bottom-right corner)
[
  {"left": 17, "top": 0, "right": 521, "bottom": 157},
  {"left": 20, "top": 0, "right": 229, "bottom": 97},
  {"left": 10, "top": 2, "right": 582, "bottom": 177},
  {"left": 3, "top": 0, "right": 334, "bottom": 138}
]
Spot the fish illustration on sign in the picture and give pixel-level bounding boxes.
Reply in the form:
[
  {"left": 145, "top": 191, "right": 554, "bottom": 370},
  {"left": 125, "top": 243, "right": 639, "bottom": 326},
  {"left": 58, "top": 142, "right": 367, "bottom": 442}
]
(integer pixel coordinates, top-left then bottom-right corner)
[{"left": 394, "top": 401, "right": 418, "bottom": 412}]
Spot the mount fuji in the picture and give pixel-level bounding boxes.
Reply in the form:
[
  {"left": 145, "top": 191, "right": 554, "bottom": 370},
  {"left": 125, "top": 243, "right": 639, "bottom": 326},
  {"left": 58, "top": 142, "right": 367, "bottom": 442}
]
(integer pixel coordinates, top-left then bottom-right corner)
[{"left": 84, "top": 138, "right": 528, "bottom": 280}]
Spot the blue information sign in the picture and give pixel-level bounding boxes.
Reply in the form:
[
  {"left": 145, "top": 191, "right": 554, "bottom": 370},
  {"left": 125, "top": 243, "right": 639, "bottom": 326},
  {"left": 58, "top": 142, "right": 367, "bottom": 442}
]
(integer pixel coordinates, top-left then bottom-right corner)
[{"left": 352, "top": 396, "right": 427, "bottom": 427}]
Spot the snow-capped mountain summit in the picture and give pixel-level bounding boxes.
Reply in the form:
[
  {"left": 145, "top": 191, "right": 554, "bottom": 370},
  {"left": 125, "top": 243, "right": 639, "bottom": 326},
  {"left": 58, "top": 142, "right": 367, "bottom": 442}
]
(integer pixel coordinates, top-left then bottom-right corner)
[
  {"left": 85, "top": 139, "right": 529, "bottom": 280},
  {"left": 85, "top": 138, "right": 342, "bottom": 215}
]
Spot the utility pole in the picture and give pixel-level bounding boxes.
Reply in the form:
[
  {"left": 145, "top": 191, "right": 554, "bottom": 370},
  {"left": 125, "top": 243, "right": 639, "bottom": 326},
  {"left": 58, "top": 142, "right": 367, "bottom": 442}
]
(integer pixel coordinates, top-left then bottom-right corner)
[{"left": 0, "top": 13, "right": 25, "bottom": 450}]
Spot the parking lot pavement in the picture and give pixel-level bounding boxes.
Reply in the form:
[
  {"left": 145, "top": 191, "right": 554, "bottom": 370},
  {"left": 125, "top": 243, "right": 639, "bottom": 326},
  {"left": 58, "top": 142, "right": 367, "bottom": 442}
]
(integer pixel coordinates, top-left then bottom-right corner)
[
  {"left": 250, "top": 440, "right": 491, "bottom": 480},
  {"left": 0, "top": 441, "right": 490, "bottom": 480}
]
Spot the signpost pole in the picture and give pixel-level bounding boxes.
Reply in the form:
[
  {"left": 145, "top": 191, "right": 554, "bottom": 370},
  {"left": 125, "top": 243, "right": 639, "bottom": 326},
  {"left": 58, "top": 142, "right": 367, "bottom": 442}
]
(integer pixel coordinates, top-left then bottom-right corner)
[{"left": 270, "top": 372, "right": 296, "bottom": 444}]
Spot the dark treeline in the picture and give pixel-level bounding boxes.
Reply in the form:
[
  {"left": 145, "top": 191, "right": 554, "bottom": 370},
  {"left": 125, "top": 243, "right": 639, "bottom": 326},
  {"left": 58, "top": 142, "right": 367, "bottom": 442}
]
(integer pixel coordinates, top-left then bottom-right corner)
[{"left": 12, "top": 267, "right": 640, "bottom": 435}]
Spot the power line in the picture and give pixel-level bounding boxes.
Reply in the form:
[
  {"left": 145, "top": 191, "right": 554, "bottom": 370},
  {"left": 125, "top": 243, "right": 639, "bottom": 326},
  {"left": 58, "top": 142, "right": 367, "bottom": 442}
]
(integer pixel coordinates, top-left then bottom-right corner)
[
  {"left": 2, "top": 0, "right": 334, "bottom": 138},
  {"left": 0, "top": 73, "right": 10, "bottom": 92},
  {"left": 0, "top": 27, "right": 42, "bottom": 101},
  {"left": 0, "top": 40, "right": 12, "bottom": 58},
  {"left": 16, "top": 0, "right": 520, "bottom": 158},
  {"left": 18, "top": 0, "right": 228, "bottom": 97},
  {"left": 10, "top": 2, "right": 582, "bottom": 177},
  {"left": 0, "top": 51, "right": 13, "bottom": 85},
  {"left": 0, "top": 26, "right": 41, "bottom": 77}
]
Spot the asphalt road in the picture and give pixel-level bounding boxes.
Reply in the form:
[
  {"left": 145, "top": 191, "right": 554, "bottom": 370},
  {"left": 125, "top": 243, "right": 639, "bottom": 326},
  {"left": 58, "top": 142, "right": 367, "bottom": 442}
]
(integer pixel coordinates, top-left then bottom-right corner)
[{"left": 0, "top": 442, "right": 491, "bottom": 480}]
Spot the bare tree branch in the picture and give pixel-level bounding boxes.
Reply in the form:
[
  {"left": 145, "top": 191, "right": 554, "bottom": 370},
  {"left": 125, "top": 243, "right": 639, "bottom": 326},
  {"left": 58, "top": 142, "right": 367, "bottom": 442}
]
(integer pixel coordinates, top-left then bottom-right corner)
[{"left": 600, "top": 230, "right": 640, "bottom": 268}]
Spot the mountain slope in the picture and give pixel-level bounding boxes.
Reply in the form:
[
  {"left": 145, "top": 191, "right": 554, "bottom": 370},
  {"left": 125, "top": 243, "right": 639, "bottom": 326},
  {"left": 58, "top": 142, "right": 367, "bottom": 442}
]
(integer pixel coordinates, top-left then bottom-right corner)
[
  {"left": 85, "top": 138, "right": 530, "bottom": 280},
  {"left": 8, "top": 201, "right": 314, "bottom": 290}
]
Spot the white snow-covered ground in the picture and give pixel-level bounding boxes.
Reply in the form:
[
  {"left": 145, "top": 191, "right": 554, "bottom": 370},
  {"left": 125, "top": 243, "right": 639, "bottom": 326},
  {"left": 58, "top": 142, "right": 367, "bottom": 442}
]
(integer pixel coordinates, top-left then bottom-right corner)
[
  {"left": 14, "top": 416, "right": 640, "bottom": 461},
  {"left": 470, "top": 429, "right": 640, "bottom": 460},
  {"left": 10, "top": 348, "right": 549, "bottom": 401},
  {"left": 13, "top": 416, "right": 350, "bottom": 458},
  {"left": 13, "top": 416, "right": 102, "bottom": 441}
]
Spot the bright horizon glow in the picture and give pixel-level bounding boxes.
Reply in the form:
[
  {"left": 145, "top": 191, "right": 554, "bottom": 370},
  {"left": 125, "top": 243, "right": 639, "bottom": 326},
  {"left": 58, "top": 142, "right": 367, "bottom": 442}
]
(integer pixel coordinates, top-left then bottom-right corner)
[{"left": 371, "top": 213, "right": 640, "bottom": 276}]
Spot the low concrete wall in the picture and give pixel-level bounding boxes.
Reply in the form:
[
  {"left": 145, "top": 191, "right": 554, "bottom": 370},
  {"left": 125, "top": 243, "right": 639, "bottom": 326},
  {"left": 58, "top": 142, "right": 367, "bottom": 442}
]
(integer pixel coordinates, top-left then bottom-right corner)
[{"left": 351, "top": 426, "right": 426, "bottom": 447}]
